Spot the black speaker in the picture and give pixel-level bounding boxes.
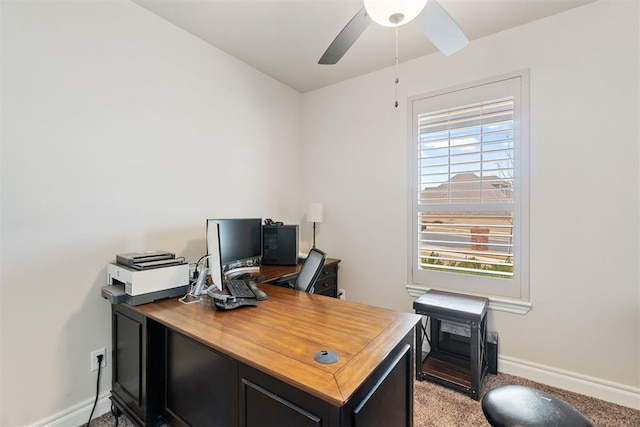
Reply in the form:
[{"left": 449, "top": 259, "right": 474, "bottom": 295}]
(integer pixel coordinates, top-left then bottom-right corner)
[
  {"left": 262, "top": 225, "right": 298, "bottom": 265},
  {"left": 487, "top": 332, "right": 499, "bottom": 374}
]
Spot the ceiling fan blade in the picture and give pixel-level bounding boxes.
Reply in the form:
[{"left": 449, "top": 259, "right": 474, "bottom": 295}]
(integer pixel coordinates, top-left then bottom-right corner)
[
  {"left": 318, "top": 7, "right": 371, "bottom": 65},
  {"left": 415, "top": 0, "right": 469, "bottom": 56}
]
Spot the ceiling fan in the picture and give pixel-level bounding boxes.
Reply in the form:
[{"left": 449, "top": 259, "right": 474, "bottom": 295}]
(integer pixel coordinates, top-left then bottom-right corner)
[{"left": 318, "top": 0, "right": 469, "bottom": 65}]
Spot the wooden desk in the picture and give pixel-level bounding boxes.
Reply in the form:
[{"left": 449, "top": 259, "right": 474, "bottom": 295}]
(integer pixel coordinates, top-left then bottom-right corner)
[
  {"left": 110, "top": 283, "right": 420, "bottom": 426},
  {"left": 260, "top": 258, "right": 340, "bottom": 297}
]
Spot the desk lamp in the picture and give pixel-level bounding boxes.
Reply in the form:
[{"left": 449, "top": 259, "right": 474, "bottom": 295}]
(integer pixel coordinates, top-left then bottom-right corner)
[{"left": 307, "top": 202, "right": 324, "bottom": 249}]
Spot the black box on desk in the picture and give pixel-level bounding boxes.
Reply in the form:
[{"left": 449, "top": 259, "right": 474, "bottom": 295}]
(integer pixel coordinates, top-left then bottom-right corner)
[{"left": 262, "top": 225, "right": 298, "bottom": 265}]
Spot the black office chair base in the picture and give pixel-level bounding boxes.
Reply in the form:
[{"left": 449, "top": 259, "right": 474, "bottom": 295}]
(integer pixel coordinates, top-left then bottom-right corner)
[{"left": 481, "top": 385, "right": 594, "bottom": 427}]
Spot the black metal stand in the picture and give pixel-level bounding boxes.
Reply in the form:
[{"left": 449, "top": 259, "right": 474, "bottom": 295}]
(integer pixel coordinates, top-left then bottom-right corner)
[
  {"left": 413, "top": 290, "right": 489, "bottom": 400},
  {"left": 312, "top": 221, "right": 317, "bottom": 248}
]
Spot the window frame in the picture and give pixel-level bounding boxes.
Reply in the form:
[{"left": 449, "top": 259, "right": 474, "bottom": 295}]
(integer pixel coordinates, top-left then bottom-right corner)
[{"left": 407, "top": 70, "right": 530, "bottom": 308}]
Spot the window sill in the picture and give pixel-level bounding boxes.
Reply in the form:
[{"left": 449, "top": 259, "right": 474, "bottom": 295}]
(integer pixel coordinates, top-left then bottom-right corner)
[{"left": 406, "top": 284, "right": 532, "bottom": 315}]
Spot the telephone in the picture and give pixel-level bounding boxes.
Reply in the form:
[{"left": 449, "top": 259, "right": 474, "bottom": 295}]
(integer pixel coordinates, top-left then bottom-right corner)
[{"left": 207, "top": 289, "right": 257, "bottom": 310}]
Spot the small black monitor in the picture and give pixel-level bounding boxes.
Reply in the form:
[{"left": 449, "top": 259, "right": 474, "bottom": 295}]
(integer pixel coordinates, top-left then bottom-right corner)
[{"left": 206, "top": 218, "right": 262, "bottom": 287}]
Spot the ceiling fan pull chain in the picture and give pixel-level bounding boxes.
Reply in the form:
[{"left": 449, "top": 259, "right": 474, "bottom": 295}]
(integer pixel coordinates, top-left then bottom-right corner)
[{"left": 394, "top": 25, "right": 399, "bottom": 108}]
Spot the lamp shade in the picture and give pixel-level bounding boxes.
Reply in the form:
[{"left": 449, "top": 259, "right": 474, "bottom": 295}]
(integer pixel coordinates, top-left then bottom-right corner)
[
  {"left": 363, "top": 0, "right": 428, "bottom": 27},
  {"left": 307, "top": 203, "right": 324, "bottom": 223}
]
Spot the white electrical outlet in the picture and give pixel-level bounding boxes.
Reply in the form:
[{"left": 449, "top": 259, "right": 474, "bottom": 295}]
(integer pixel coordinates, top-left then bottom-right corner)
[
  {"left": 90, "top": 348, "right": 107, "bottom": 371},
  {"left": 338, "top": 288, "right": 346, "bottom": 300}
]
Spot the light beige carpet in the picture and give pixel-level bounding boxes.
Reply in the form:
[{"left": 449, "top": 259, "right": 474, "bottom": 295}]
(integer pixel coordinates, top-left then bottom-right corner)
[
  {"left": 414, "top": 373, "right": 640, "bottom": 427},
  {"left": 87, "top": 373, "right": 640, "bottom": 426}
]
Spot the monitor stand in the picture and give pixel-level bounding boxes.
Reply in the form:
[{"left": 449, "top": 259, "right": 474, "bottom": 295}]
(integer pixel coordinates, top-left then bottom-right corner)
[{"left": 225, "top": 266, "right": 260, "bottom": 279}]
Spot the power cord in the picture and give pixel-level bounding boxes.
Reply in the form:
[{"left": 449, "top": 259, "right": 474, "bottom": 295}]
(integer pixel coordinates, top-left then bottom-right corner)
[
  {"left": 178, "top": 286, "right": 204, "bottom": 304},
  {"left": 179, "top": 254, "right": 211, "bottom": 304},
  {"left": 86, "top": 354, "right": 103, "bottom": 426},
  {"left": 110, "top": 404, "right": 120, "bottom": 427},
  {"left": 193, "top": 253, "right": 210, "bottom": 280}
]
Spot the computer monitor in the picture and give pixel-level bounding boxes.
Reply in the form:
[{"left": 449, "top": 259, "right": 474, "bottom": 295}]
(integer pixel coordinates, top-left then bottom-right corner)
[{"left": 206, "top": 218, "right": 262, "bottom": 290}]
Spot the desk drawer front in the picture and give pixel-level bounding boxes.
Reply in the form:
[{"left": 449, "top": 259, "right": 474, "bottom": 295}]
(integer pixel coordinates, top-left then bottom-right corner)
[
  {"left": 314, "top": 274, "right": 337, "bottom": 297},
  {"left": 320, "top": 264, "right": 338, "bottom": 277},
  {"left": 313, "top": 264, "right": 338, "bottom": 297},
  {"left": 165, "top": 330, "right": 238, "bottom": 426},
  {"left": 239, "top": 364, "right": 330, "bottom": 427}
]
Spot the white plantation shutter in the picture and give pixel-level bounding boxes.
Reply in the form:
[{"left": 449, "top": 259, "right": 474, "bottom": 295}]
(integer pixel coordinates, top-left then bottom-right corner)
[
  {"left": 409, "top": 72, "right": 529, "bottom": 301},
  {"left": 418, "top": 98, "right": 514, "bottom": 205}
]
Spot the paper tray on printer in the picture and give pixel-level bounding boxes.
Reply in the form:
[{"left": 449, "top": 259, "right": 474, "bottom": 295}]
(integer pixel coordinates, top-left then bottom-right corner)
[
  {"left": 101, "top": 283, "right": 189, "bottom": 306},
  {"left": 129, "top": 258, "right": 186, "bottom": 270},
  {"left": 101, "top": 284, "right": 127, "bottom": 304}
]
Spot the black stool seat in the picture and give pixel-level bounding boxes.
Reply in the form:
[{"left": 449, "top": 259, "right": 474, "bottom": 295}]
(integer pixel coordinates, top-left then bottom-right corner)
[{"left": 481, "top": 385, "right": 594, "bottom": 427}]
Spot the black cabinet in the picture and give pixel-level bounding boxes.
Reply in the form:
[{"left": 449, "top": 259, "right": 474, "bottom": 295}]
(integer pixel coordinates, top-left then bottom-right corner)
[
  {"left": 111, "top": 304, "right": 164, "bottom": 426},
  {"left": 272, "top": 263, "right": 338, "bottom": 297},
  {"left": 111, "top": 313, "right": 238, "bottom": 427},
  {"left": 164, "top": 330, "right": 238, "bottom": 426},
  {"left": 313, "top": 263, "right": 338, "bottom": 297}
]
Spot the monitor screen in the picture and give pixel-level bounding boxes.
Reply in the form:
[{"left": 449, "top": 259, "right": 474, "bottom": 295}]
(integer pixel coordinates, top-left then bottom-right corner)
[{"left": 206, "top": 218, "right": 262, "bottom": 288}]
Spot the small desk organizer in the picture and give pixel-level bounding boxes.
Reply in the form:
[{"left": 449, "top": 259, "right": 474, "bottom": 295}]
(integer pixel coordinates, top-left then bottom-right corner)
[{"left": 413, "top": 289, "right": 489, "bottom": 400}]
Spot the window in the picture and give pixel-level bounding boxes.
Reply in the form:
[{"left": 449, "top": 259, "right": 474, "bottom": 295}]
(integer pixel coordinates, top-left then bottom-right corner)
[{"left": 409, "top": 71, "right": 529, "bottom": 302}]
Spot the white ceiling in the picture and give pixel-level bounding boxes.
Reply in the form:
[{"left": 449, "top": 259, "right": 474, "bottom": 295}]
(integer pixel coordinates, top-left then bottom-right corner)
[{"left": 132, "top": 0, "right": 597, "bottom": 93}]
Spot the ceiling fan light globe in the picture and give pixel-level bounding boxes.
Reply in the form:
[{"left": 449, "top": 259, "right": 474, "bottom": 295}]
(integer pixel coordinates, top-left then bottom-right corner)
[{"left": 364, "top": 0, "right": 428, "bottom": 27}]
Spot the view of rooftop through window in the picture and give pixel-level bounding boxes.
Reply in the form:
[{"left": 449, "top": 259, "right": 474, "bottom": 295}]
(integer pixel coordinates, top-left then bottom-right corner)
[{"left": 416, "top": 97, "right": 515, "bottom": 279}]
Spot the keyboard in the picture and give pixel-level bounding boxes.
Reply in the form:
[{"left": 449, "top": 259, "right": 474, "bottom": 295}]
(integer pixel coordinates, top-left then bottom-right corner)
[{"left": 226, "top": 279, "right": 256, "bottom": 299}]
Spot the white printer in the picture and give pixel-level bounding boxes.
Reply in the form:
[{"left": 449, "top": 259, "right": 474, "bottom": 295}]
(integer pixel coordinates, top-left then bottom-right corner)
[{"left": 102, "top": 251, "right": 190, "bottom": 306}]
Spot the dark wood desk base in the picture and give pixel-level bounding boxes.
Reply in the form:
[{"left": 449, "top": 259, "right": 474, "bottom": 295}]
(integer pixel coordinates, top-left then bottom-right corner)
[
  {"left": 109, "top": 266, "right": 419, "bottom": 427},
  {"left": 111, "top": 303, "right": 415, "bottom": 427},
  {"left": 156, "top": 326, "right": 414, "bottom": 427}
]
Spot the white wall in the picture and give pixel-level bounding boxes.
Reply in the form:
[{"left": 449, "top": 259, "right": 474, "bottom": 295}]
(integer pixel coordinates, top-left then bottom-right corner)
[
  {"left": 2, "top": 0, "right": 638, "bottom": 425},
  {"left": 301, "top": 0, "right": 639, "bottom": 408},
  {"left": 0, "top": 1, "right": 301, "bottom": 425}
]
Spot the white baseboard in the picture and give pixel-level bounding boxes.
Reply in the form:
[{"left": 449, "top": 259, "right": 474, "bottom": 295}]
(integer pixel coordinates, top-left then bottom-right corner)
[
  {"left": 32, "top": 392, "right": 112, "bottom": 427},
  {"left": 499, "top": 355, "right": 640, "bottom": 410}
]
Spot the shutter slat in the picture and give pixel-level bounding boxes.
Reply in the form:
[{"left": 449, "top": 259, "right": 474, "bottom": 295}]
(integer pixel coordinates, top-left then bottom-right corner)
[{"left": 417, "top": 212, "right": 513, "bottom": 278}]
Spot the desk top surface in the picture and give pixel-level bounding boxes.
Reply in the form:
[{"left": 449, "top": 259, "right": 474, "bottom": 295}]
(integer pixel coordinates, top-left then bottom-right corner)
[{"left": 132, "top": 279, "right": 420, "bottom": 408}]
